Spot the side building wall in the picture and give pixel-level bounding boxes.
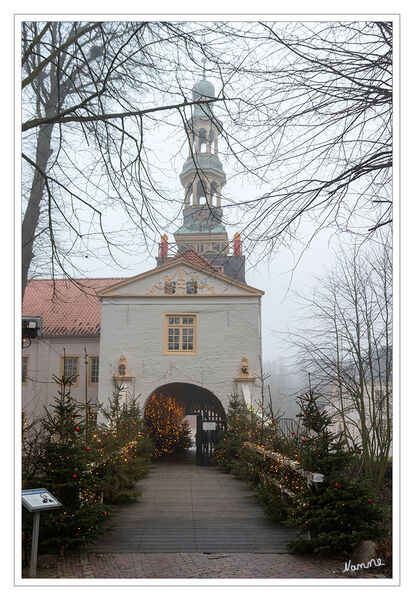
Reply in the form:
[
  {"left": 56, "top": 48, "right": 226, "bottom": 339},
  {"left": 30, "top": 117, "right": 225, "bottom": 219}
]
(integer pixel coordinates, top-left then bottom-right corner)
[
  {"left": 22, "top": 336, "right": 100, "bottom": 422},
  {"left": 98, "top": 295, "right": 262, "bottom": 417}
]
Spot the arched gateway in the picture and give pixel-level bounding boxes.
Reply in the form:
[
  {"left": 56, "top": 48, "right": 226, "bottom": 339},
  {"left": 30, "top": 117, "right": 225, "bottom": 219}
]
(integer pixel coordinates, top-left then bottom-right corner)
[{"left": 144, "top": 382, "right": 226, "bottom": 466}]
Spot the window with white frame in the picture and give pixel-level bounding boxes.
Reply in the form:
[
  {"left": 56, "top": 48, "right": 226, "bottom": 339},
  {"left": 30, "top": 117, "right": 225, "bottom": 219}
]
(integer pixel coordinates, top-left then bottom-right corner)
[
  {"left": 62, "top": 356, "right": 79, "bottom": 383},
  {"left": 89, "top": 356, "right": 99, "bottom": 384}
]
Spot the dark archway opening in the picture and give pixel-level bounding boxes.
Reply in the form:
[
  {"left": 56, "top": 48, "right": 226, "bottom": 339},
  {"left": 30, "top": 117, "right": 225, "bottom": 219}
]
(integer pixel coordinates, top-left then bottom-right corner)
[{"left": 144, "top": 382, "right": 227, "bottom": 466}]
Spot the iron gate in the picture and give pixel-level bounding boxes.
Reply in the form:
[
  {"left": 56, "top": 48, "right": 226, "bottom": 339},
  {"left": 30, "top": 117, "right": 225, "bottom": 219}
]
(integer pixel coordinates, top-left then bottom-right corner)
[{"left": 185, "top": 385, "right": 227, "bottom": 466}]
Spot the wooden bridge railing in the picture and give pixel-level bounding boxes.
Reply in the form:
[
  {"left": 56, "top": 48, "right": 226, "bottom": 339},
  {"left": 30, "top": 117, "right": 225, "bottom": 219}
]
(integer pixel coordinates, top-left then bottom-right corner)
[{"left": 243, "top": 442, "right": 324, "bottom": 500}]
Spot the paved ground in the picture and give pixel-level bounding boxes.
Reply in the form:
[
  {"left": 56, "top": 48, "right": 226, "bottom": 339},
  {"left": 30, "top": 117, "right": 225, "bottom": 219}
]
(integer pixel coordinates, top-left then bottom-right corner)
[
  {"left": 22, "top": 452, "right": 389, "bottom": 579},
  {"left": 31, "top": 550, "right": 379, "bottom": 579},
  {"left": 89, "top": 450, "right": 296, "bottom": 553}
]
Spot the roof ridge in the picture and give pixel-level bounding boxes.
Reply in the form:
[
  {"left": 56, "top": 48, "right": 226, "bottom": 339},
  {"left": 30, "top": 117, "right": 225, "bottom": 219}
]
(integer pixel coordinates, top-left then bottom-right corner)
[{"left": 27, "top": 276, "right": 127, "bottom": 283}]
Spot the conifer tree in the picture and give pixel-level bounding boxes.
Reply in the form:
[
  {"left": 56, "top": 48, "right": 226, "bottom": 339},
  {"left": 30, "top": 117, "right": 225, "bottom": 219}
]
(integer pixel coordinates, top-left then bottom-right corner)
[
  {"left": 215, "top": 394, "right": 252, "bottom": 469},
  {"left": 144, "top": 393, "right": 191, "bottom": 456},
  {"left": 33, "top": 375, "right": 109, "bottom": 554},
  {"left": 95, "top": 382, "right": 154, "bottom": 502},
  {"left": 286, "top": 389, "right": 385, "bottom": 555}
]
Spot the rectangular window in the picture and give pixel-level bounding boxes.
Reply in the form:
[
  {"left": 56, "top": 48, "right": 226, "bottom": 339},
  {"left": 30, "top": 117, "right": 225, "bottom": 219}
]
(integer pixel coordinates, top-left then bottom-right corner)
[
  {"left": 22, "top": 356, "right": 29, "bottom": 385},
  {"left": 89, "top": 356, "right": 99, "bottom": 385},
  {"left": 164, "top": 314, "right": 197, "bottom": 355},
  {"left": 62, "top": 356, "right": 79, "bottom": 383}
]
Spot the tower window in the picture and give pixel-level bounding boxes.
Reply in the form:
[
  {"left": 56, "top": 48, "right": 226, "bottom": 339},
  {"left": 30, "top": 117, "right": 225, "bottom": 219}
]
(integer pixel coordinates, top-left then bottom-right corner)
[
  {"left": 164, "top": 314, "right": 198, "bottom": 355},
  {"left": 199, "top": 128, "right": 207, "bottom": 152},
  {"left": 197, "top": 179, "right": 208, "bottom": 203}
]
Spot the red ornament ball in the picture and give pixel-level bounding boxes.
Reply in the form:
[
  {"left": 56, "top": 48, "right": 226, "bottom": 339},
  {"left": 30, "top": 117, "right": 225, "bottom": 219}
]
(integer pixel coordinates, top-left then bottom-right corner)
[
  {"left": 306, "top": 503, "right": 310, "bottom": 507},
  {"left": 291, "top": 431, "right": 295, "bottom": 435},
  {"left": 368, "top": 499, "right": 372, "bottom": 503},
  {"left": 86, "top": 446, "right": 90, "bottom": 451},
  {"left": 104, "top": 511, "right": 107, "bottom": 515},
  {"left": 126, "top": 433, "right": 129, "bottom": 437},
  {"left": 75, "top": 426, "right": 80, "bottom": 431},
  {"left": 302, "top": 437, "right": 306, "bottom": 442},
  {"left": 357, "top": 450, "right": 362, "bottom": 455},
  {"left": 334, "top": 483, "right": 339, "bottom": 487},
  {"left": 104, "top": 433, "right": 108, "bottom": 437},
  {"left": 73, "top": 474, "right": 77, "bottom": 478}
]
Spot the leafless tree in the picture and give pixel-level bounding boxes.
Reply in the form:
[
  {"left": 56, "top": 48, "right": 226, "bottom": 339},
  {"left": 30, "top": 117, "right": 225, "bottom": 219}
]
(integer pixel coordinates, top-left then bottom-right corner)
[
  {"left": 21, "top": 20, "right": 392, "bottom": 294},
  {"left": 21, "top": 21, "right": 229, "bottom": 294},
  {"left": 288, "top": 234, "right": 392, "bottom": 487},
  {"left": 217, "top": 21, "right": 392, "bottom": 255}
]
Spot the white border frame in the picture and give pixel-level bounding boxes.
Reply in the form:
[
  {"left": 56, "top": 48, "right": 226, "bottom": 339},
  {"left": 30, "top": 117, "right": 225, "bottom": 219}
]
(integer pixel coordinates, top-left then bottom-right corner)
[{"left": 13, "top": 8, "right": 401, "bottom": 591}]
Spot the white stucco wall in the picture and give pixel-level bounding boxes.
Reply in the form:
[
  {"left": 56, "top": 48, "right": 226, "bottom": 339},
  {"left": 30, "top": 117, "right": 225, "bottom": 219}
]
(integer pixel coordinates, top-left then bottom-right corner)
[
  {"left": 22, "top": 336, "right": 100, "bottom": 421},
  {"left": 98, "top": 294, "right": 262, "bottom": 416}
]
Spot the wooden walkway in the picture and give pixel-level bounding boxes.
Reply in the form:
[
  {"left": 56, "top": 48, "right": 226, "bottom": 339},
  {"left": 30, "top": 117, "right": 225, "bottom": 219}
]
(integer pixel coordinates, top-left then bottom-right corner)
[{"left": 90, "top": 450, "right": 297, "bottom": 553}]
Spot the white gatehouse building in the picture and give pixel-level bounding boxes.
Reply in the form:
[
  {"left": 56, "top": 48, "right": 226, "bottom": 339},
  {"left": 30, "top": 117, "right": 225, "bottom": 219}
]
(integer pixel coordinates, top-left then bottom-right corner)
[{"left": 22, "top": 72, "right": 264, "bottom": 461}]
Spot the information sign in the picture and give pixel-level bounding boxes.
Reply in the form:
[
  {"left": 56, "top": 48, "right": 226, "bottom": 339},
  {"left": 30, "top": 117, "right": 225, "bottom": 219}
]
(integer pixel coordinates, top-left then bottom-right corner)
[
  {"left": 22, "top": 488, "right": 62, "bottom": 512},
  {"left": 202, "top": 422, "right": 217, "bottom": 431},
  {"left": 22, "top": 488, "right": 62, "bottom": 577}
]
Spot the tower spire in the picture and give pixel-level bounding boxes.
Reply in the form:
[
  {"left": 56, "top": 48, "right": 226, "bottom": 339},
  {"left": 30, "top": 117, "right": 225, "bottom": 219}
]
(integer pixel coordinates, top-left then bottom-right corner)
[{"left": 158, "top": 69, "right": 246, "bottom": 283}]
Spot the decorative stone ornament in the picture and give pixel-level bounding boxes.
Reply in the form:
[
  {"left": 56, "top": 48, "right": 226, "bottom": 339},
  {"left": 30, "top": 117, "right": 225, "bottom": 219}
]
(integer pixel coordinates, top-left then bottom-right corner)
[
  {"left": 235, "top": 356, "right": 256, "bottom": 386},
  {"left": 241, "top": 356, "right": 249, "bottom": 377},
  {"left": 113, "top": 355, "right": 133, "bottom": 382},
  {"left": 118, "top": 355, "right": 127, "bottom": 376}
]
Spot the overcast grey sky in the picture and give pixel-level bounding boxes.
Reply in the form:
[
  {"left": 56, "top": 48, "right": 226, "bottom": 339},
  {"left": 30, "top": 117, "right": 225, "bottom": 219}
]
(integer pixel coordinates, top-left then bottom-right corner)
[
  {"left": 61, "top": 77, "right": 373, "bottom": 364},
  {"left": 21, "top": 20, "right": 391, "bottom": 369}
]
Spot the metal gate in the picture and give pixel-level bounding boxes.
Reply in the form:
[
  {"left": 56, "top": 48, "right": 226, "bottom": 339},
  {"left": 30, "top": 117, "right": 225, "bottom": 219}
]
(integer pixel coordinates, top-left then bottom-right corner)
[{"left": 185, "top": 386, "right": 227, "bottom": 466}]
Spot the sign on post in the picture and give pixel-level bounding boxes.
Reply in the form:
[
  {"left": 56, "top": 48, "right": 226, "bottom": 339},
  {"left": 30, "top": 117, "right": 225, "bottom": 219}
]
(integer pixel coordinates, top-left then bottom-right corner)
[
  {"left": 202, "top": 422, "right": 217, "bottom": 431},
  {"left": 22, "top": 488, "right": 62, "bottom": 577}
]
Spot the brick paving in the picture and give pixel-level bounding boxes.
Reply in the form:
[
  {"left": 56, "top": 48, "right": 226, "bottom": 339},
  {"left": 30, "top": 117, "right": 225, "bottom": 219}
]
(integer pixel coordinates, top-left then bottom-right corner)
[{"left": 26, "top": 551, "right": 387, "bottom": 579}]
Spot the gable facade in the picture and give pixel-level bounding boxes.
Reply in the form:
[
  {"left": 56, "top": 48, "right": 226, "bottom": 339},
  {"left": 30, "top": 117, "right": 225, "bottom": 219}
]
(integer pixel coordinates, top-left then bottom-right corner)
[{"left": 97, "top": 260, "right": 264, "bottom": 417}]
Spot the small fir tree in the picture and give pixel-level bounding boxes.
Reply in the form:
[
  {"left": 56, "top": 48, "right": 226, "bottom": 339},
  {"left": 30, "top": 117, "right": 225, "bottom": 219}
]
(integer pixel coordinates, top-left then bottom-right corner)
[
  {"left": 144, "top": 393, "right": 191, "bottom": 456},
  {"left": 214, "top": 394, "right": 253, "bottom": 470},
  {"left": 94, "top": 382, "right": 153, "bottom": 503},
  {"left": 177, "top": 419, "right": 193, "bottom": 452},
  {"left": 31, "top": 375, "right": 109, "bottom": 555},
  {"left": 285, "top": 389, "right": 385, "bottom": 556}
]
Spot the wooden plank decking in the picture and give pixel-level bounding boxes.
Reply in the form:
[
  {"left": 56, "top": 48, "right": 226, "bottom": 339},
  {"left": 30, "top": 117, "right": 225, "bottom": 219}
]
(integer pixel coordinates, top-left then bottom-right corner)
[{"left": 89, "top": 450, "right": 297, "bottom": 553}]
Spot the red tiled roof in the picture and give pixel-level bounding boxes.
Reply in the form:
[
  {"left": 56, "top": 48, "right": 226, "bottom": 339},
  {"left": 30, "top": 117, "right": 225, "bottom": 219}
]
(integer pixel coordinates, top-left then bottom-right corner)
[
  {"left": 23, "top": 253, "right": 220, "bottom": 336},
  {"left": 22, "top": 278, "right": 126, "bottom": 336},
  {"left": 174, "top": 248, "right": 219, "bottom": 272}
]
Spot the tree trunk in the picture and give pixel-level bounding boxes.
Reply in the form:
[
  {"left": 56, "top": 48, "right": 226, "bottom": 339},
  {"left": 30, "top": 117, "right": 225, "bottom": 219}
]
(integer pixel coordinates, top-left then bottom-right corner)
[{"left": 22, "top": 123, "right": 54, "bottom": 297}]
